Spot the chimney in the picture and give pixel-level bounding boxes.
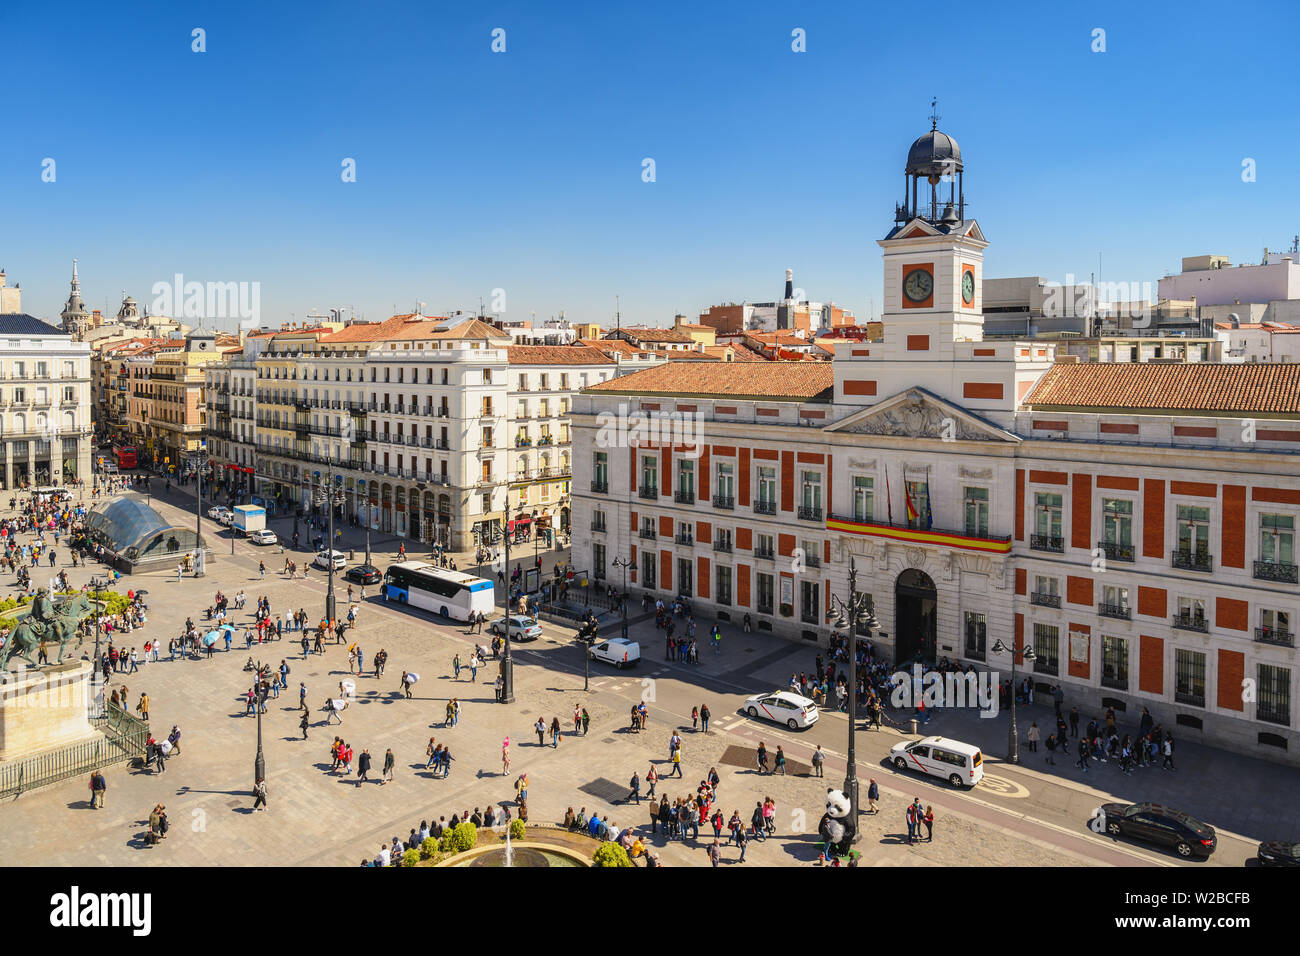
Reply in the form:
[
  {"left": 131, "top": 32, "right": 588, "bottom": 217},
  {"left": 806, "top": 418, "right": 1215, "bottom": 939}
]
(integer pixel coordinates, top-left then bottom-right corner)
[{"left": 784, "top": 269, "right": 794, "bottom": 301}]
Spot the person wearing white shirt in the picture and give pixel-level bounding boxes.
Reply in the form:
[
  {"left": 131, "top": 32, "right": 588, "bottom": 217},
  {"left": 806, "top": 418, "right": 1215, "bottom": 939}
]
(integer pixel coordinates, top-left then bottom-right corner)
[{"left": 376, "top": 844, "right": 390, "bottom": 867}]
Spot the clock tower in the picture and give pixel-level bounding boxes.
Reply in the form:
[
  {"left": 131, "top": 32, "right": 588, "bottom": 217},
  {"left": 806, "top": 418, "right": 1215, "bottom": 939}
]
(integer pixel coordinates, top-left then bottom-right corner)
[{"left": 877, "top": 112, "right": 988, "bottom": 362}]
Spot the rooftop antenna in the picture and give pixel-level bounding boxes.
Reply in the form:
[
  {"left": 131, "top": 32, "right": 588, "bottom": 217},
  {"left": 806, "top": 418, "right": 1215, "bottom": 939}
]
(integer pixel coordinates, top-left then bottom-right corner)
[{"left": 616, "top": 294, "right": 621, "bottom": 337}]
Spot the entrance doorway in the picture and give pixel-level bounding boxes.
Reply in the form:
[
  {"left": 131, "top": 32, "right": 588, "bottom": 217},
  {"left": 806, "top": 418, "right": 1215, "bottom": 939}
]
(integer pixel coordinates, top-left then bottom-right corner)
[{"left": 895, "top": 568, "right": 937, "bottom": 664}]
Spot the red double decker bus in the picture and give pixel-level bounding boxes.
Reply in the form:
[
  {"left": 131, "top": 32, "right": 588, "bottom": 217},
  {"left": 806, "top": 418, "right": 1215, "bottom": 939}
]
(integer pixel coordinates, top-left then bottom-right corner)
[{"left": 112, "top": 445, "right": 138, "bottom": 470}]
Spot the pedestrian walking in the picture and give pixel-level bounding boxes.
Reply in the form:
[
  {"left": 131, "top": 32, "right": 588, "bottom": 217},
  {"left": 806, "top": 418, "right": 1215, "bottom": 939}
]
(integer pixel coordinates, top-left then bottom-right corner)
[
  {"left": 867, "top": 778, "right": 879, "bottom": 814},
  {"left": 252, "top": 777, "right": 267, "bottom": 811},
  {"left": 357, "top": 748, "right": 372, "bottom": 782},
  {"left": 1045, "top": 732, "right": 1057, "bottom": 765},
  {"left": 502, "top": 736, "right": 510, "bottom": 775},
  {"left": 774, "top": 746, "right": 787, "bottom": 775},
  {"left": 645, "top": 764, "right": 658, "bottom": 799},
  {"left": 811, "top": 745, "right": 825, "bottom": 777},
  {"left": 670, "top": 745, "right": 683, "bottom": 777},
  {"left": 1162, "top": 732, "right": 1175, "bottom": 770},
  {"left": 1076, "top": 737, "right": 1090, "bottom": 772},
  {"left": 906, "top": 801, "right": 917, "bottom": 844},
  {"left": 756, "top": 741, "right": 769, "bottom": 774},
  {"left": 89, "top": 769, "right": 107, "bottom": 809},
  {"left": 382, "top": 748, "right": 395, "bottom": 785},
  {"left": 628, "top": 771, "right": 640, "bottom": 804},
  {"left": 700, "top": 703, "right": 710, "bottom": 733},
  {"left": 1027, "top": 721, "right": 1040, "bottom": 752},
  {"left": 534, "top": 717, "right": 545, "bottom": 746},
  {"left": 300, "top": 711, "right": 309, "bottom": 739}
]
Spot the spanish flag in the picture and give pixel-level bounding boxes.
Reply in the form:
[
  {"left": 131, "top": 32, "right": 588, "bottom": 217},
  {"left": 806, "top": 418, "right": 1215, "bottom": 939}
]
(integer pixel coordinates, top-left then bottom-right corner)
[{"left": 905, "top": 483, "right": 918, "bottom": 524}]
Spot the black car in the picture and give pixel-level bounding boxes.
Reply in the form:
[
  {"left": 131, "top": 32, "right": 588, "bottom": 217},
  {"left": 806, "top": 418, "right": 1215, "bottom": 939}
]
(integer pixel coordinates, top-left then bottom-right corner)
[
  {"left": 1257, "top": 841, "right": 1300, "bottom": 866},
  {"left": 1095, "top": 802, "right": 1217, "bottom": 859},
  {"left": 344, "top": 564, "right": 383, "bottom": 585}
]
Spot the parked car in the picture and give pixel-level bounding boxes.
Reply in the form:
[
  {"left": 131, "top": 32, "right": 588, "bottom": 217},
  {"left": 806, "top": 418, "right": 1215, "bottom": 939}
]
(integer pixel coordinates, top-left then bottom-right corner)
[
  {"left": 344, "top": 564, "right": 383, "bottom": 585},
  {"left": 313, "top": 550, "right": 346, "bottom": 571},
  {"left": 588, "top": 638, "right": 640, "bottom": 669},
  {"left": 207, "top": 506, "right": 232, "bottom": 521},
  {"left": 889, "top": 736, "right": 984, "bottom": 788},
  {"left": 489, "top": 615, "right": 543, "bottom": 641},
  {"left": 743, "top": 690, "right": 819, "bottom": 730},
  {"left": 248, "top": 529, "right": 277, "bottom": 546},
  {"left": 1090, "top": 802, "right": 1217, "bottom": 859},
  {"left": 1256, "top": 841, "right": 1300, "bottom": 866}
]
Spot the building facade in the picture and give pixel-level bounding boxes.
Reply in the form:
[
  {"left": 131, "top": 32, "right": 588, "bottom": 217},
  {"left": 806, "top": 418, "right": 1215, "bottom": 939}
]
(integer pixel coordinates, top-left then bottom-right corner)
[
  {"left": 570, "top": 125, "right": 1300, "bottom": 763},
  {"left": 0, "top": 315, "right": 93, "bottom": 488}
]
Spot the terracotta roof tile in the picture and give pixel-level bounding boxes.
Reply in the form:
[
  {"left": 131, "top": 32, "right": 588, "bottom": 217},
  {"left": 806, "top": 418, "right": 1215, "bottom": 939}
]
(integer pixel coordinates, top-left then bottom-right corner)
[
  {"left": 506, "top": 345, "right": 614, "bottom": 366},
  {"left": 585, "top": 361, "right": 833, "bottom": 402},
  {"left": 1024, "top": 362, "right": 1300, "bottom": 414}
]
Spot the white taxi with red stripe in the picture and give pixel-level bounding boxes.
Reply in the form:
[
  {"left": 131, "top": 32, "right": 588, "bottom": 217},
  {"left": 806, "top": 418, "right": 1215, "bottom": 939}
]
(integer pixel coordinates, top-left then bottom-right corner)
[
  {"left": 889, "top": 736, "right": 984, "bottom": 789},
  {"left": 743, "top": 691, "right": 819, "bottom": 729}
]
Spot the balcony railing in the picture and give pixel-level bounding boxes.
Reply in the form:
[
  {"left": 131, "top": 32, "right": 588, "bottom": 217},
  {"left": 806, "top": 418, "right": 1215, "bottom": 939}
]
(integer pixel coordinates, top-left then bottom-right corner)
[
  {"left": 638, "top": 485, "right": 658, "bottom": 500},
  {"left": 1030, "top": 592, "right": 1061, "bottom": 608},
  {"left": 1172, "top": 548, "right": 1212, "bottom": 572},
  {"left": 1258, "top": 706, "right": 1291, "bottom": 726},
  {"left": 1030, "top": 533, "right": 1064, "bottom": 553},
  {"left": 713, "top": 539, "right": 732, "bottom": 553},
  {"left": 1100, "top": 673, "right": 1128, "bottom": 691},
  {"left": 754, "top": 547, "right": 775, "bottom": 560},
  {"left": 753, "top": 499, "right": 777, "bottom": 515},
  {"left": 798, "top": 504, "right": 823, "bottom": 522},
  {"left": 712, "top": 494, "right": 734, "bottom": 510},
  {"left": 638, "top": 528, "right": 656, "bottom": 540},
  {"left": 674, "top": 490, "right": 695, "bottom": 505},
  {"left": 591, "top": 479, "right": 608, "bottom": 494},
  {"left": 1254, "top": 560, "right": 1298, "bottom": 584},
  {"left": 675, "top": 534, "right": 694, "bottom": 546},
  {"left": 1256, "top": 626, "right": 1295, "bottom": 647},
  {"left": 1172, "top": 613, "right": 1209, "bottom": 633},
  {"left": 804, "top": 554, "right": 821, "bottom": 568},
  {"left": 1098, "top": 602, "right": 1131, "bottom": 620},
  {"left": 1097, "top": 540, "right": 1135, "bottom": 562},
  {"left": 591, "top": 520, "right": 606, "bottom": 533}
]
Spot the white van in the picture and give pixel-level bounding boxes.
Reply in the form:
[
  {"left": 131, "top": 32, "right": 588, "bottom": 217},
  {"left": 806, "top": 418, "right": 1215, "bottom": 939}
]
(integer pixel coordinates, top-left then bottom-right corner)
[
  {"left": 888, "top": 736, "right": 984, "bottom": 789},
  {"left": 589, "top": 638, "right": 640, "bottom": 669}
]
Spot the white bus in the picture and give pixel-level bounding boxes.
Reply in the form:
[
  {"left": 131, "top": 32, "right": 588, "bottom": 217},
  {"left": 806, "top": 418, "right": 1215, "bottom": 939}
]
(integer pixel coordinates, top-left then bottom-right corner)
[{"left": 382, "top": 561, "right": 495, "bottom": 622}]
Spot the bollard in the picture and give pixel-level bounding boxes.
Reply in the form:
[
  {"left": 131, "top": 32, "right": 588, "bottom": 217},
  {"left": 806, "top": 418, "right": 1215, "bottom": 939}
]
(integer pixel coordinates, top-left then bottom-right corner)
[{"left": 909, "top": 719, "right": 918, "bottom": 735}]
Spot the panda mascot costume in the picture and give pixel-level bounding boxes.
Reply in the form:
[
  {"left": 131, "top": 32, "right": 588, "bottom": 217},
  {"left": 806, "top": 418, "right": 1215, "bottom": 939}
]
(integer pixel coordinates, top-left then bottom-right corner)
[{"left": 817, "top": 789, "right": 858, "bottom": 865}]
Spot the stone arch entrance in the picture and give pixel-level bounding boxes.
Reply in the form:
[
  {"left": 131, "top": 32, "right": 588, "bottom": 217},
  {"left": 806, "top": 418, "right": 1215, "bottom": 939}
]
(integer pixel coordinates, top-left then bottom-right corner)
[{"left": 895, "top": 568, "right": 937, "bottom": 664}]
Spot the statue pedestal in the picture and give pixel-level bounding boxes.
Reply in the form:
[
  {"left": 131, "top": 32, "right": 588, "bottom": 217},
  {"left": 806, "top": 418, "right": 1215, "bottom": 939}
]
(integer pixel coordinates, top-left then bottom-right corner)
[{"left": 0, "top": 661, "right": 98, "bottom": 760}]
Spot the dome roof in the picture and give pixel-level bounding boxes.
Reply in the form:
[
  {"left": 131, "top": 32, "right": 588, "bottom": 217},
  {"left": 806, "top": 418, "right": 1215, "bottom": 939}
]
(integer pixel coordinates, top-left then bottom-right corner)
[{"left": 906, "top": 129, "right": 962, "bottom": 177}]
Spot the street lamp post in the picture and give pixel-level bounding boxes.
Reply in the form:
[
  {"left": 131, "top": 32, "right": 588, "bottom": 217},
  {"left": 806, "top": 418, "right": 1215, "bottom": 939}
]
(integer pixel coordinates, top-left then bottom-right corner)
[
  {"left": 499, "top": 514, "right": 515, "bottom": 704},
  {"left": 325, "top": 468, "right": 337, "bottom": 626},
  {"left": 991, "top": 639, "right": 1036, "bottom": 763},
  {"left": 612, "top": 556, "right": 633, "bottom": 642},
  {"left": 190, "top": 451, "right": 205, "bottom": 577},
  {"left": 827, "top": 557, "right": 877, "bottom": 842},
  {"left": 254, "top": 669, "right": 265, "bottom": 786}
]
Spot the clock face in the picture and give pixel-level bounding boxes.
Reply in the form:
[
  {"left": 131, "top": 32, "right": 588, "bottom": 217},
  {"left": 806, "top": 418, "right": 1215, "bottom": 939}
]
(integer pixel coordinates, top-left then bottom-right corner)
[
  {"left": 962, "top": 270, "right": 975, "bottom": 305},
  {"left": 903, "top": 268, "right": 933, "bottom": 303}
]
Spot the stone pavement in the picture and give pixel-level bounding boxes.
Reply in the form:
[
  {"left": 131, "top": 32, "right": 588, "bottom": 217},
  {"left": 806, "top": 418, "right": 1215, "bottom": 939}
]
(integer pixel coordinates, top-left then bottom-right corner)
[{"left": 0, "top": 488, "right": 1286, "bottom": 866}]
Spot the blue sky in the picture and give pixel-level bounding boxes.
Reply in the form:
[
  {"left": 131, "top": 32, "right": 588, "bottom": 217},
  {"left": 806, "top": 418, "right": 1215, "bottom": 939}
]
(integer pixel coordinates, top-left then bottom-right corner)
[{"left": 3, "top": 0, "right": 1297, "bottom": 331}]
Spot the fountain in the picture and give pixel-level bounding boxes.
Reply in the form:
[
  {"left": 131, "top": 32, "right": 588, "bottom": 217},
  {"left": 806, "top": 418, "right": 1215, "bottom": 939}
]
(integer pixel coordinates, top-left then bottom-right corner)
[{"left": 505, "top": 828, "right": 513, "bottom": 867}]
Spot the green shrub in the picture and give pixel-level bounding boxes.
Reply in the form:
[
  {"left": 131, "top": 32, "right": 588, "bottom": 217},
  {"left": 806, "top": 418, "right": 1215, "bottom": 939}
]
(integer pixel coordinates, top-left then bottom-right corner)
[
  {"left": 439, "top": 822, "right": 477, "bottom": 855},
  {"left": 87, "top": 590, "right": 131, "bottom": 616},
  {"left": 593, "top": 842, "right": 632, "bottom": 868},
  {"left": 508, "top": 818, "right": 526, "bottom": 841},
  {"left": 401, "top": 848, "right": 421, "bottom": 867},
  {"left": 419, "top": 837, "right": 440, "bottom": 860}
]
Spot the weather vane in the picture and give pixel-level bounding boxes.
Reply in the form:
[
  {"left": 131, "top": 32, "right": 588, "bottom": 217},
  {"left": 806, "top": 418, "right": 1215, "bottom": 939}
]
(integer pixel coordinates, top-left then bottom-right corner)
[{"left": 929, "top": 97, "right": 940, "bottom": 131}]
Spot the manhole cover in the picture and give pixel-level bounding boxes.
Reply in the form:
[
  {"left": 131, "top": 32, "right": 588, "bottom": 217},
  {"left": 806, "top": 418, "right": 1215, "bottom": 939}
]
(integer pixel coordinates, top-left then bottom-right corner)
[
  {"left": 718, "top": 744, "right": 808, "bottom": 776},
  {"left": 577, "top": 777, "right": 628, "bottom": 803}
]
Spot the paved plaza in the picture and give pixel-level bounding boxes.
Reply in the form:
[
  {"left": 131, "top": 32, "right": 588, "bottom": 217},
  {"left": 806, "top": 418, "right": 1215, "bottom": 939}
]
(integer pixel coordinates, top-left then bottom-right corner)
[{"left": 1, "top": 484, "right": 1296, "bottom": 867}]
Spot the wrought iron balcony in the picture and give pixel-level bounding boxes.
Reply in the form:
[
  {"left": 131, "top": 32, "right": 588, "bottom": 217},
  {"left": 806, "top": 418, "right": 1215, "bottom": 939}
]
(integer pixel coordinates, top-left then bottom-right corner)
[
  {"left": 754, "top": 547, "right": 775, "bottom": 560},
  {"left": 797, "top": 505, "right": 823, "bottom": 522},
  {"left": 675, "top": 534, "right": 694, "bottom": 546},
  {"left": 1172, "top": 548, "right": 1212, "bottom": 572},
  {"left": 753, "top": 499, "right": 777, "bottom": 515},
  {"left": 1098, "top": 602, "right": 1131, "bottom": 620},
  {"left": 590, "top": 479, "right": 608, "bottom": 494},
  {"left": 1097, "top": 540, "right": 1135, "bottom": 562},
  {"left": 1172, "top": 612, "right": 1209, "bottom": 633},
  {"left": 713, "top": 539, "right": 732, "bottom": 553},
  {"left": 1254, "top": 560, "right": 1298, "bottom": 584},
  {"left": 1100, "top": 673, "right": 1128, "bottom": 691},
  {"left": 590, "top": 519, "right": 606, "bottom": 533},
  {"left": 675, "top": 490, "right": 695, "bottom": 504},
  {"left": 712, "top": 494, "right": 734, "bottom": 510},
  {"left": 639, "top": 527, "right": 656, "bottom": 540},
  {"left": 638, "top": 484, "right": 658, "bottom": 500},
  {"left": 1256, "top": 626, "right": 1295, "bottom": 647},
  {"left": 1030, "top": 533, "right": 1064, "bottom": 553},
  {"left": 1030, "top": 592, "right": 1061, "bottom": 608}
]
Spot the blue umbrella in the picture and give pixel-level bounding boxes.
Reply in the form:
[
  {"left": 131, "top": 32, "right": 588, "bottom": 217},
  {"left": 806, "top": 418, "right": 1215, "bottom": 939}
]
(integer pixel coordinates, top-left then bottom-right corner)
[{"left": 203, "top": 631, "right": 220, "bottom": 646}]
